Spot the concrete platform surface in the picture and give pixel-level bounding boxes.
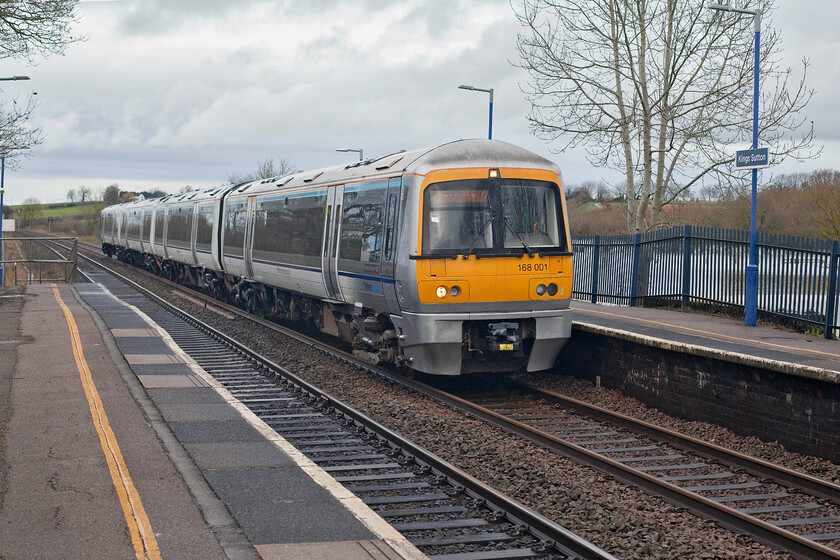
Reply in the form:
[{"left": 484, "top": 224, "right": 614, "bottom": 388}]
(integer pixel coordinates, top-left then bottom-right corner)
[
  {"left": 571, "top": 300, "right": 840, "bottom": 381},
  {"left": 0, "top": 283, "right": 425, "bottom": 560}
]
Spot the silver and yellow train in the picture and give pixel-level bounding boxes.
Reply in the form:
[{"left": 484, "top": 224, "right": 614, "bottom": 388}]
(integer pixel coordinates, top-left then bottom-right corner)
[{"left": 101, "top": 139, "right": 574, "bottom": 375}]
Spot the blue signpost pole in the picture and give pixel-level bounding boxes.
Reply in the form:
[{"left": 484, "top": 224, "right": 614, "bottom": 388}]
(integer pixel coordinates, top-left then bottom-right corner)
[
  {"left": 745, "top": 17, "right": 761, "bottom": 326},
  {"left": 708, "top": 4, "right": 763, "bottom": 327}
]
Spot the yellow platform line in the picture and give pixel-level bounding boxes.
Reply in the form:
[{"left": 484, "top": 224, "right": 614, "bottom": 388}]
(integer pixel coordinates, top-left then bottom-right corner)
[
  {"left": 575, "top": 305, "right": 840, "bottom": 361},
  {"left": 52, "top": 285, "right": 161, "bottom": 560}
]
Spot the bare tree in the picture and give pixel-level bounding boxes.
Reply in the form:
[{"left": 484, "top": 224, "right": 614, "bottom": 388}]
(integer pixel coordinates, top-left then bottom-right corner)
[
  {"left": 81, "top": 201, "right": 105, "bottom": 236},
  {"left": 514, "top": 0, "right": 818, "bottom": 233},
  {"left": 0, "top": 1, "right": 82, "bottom": 154},
  {"left": 1, "top": 1, "right": 81, "bottom": 60},
  {"left": 102, "top": 184, "right": 120, "bottom": 205},
  {"left": 805, "top": 170, "right": 840, "bottom": 241},
  {"left": 66, "top": 187, "right": 76, "bottom": 203},
  {"left": 19, "top": 197, "right": 41, "bottom": 227},
  {"left": 138, "top": 189, "right": 167, "bottom": 199},
  {"left": 0, "top": 95, "right": 42, "bottom": 157},
  {"left": 228, "top": 157, "right": 296, "bottom": 184},
  {"left": 698, "top": 184, "right": 718, "bottom": 202},
  {"left": 77, "top": 185, "right": 91, "bottom": 202}
]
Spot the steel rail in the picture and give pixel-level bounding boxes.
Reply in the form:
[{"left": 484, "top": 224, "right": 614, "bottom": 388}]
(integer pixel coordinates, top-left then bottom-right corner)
[
  {"left": 515, "top": 380, "right": 840, "bottom": 504},
  {"left": 57, "top": 243, "right": 617, "bottom": 560}
]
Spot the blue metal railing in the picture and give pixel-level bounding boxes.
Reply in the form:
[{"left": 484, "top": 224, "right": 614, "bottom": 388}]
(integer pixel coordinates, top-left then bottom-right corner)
[{"left": 571, "top": 226, "right": 840, "bottom": 339}]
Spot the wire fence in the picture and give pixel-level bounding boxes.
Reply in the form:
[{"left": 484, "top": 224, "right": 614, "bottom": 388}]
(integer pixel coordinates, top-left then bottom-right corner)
[{"left": 572, "top": 226, "right": 840, "bottom": 339}]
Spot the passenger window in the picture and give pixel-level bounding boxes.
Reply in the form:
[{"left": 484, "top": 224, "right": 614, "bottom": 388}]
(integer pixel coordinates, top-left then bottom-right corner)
[
  {"left": 195, "top": 204, "right": 214, "bottom": 253},
  {"left": 340, "top": 188, "right": 384, "bottom": 263},
  {"left": 252, "top": 194, "right": 326, "bottom": 259},
  {"left": 154, "top": 211, "right": 165, "bottom": 244},
  {"left": 223, "top": 202, "right": 247, "bottom": 256},
  {"left": 167, "top": 206, "right": 193, "bottom": 249}
]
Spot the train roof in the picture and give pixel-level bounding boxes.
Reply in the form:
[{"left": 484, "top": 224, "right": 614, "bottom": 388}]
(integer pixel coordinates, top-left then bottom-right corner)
[
  {"left": 225, "top": 139, "right": 561, "bottom": 197},
  {"left": 101, "top": 139, "right": 561, "bottom": 212},
  {"left": 101, "top": 185, "right": 236, "bottom": 213}
]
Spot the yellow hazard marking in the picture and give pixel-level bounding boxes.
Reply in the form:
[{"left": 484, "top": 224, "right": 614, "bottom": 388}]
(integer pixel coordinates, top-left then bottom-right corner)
[
  {"left": 576, "top": 306, "right": 840, "bottom": 361},
  {"left": 52, "top": 285, "right": 161, "bottom": 560}
]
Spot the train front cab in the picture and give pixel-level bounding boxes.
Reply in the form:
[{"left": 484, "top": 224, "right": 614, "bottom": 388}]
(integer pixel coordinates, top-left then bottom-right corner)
[{"left": 394, "top": 166, "right": 573, "bottom": 375}]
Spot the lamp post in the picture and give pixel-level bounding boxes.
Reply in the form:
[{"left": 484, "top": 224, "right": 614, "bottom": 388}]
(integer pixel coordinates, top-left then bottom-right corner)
[
  {"left": 458, "top": 85, "right": 494, "bottom": 139},
  {"left": 0, "top": 157, "right": 5, "bottom": 287},
  {"left": 0, "top": 76, "right": 31, "bottom": 287},
  {"left": 708, "top": 3, "right": 762, "bottom": 327},
  {"left": 336, "top": 148, "right": 363, "bottom": 161}
]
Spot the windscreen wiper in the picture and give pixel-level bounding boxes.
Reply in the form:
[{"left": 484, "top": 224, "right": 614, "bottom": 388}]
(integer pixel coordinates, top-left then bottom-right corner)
[
  {"left": 462, "top": 215, "right": 494, "bottom": 260},
  {"left": 504, "top": 216, "right": 535, "bottom": 258}
]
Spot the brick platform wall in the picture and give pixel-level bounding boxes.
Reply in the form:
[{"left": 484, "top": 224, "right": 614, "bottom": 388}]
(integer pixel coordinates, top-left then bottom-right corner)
[{"left": 555, "top": 329, "right": 840, "bottom": 462}]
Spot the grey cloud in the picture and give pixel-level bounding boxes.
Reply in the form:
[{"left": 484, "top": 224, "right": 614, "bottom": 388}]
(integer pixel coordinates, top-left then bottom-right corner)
[{"left": 115, "top": 0, "right": 269, "bottom": 35}]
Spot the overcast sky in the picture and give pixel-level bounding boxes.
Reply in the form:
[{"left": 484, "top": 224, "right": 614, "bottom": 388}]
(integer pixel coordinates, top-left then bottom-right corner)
[{"left": 2, "top": 0, "right": 839, "bottom": 205}]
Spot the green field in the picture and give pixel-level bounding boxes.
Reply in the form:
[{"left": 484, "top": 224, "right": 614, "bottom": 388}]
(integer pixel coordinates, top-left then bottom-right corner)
[{"left": 7, "top": 201, "right": 102, "bottom": 218}]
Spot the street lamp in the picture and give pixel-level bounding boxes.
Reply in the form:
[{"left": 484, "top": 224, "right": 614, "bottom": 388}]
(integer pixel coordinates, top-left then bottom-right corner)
[
  {"left": 708, "top": 2, "right": 762, "bottom": 327},
  {"left": 0, "top": 76, "right": 31, "bottom": 286},
  {"left": 336, "top": 148, "right": 364, "bottom": 161},
  {"left": 0, "top": 147, "right": 30, "bottom": 287},
  {"left": 458, "top": 85, "right": 494, "bottom": 140},
  {"left": 0, "top": 159, "right": 5, "bottom": 287}
]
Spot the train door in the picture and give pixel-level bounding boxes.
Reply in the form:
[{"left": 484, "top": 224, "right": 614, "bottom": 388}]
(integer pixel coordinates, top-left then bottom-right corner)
[
  {"left": 141, "top": 209, "right": 151, "bottom": 254},
  {"left": 118, "top": 213, "right": 127, "bottom": 247},
  {"left": 322, "top": 185, "right": 344, "bottom": 300},
  {"left": 243, "top": 196, "right": 257, "bottom": 279},
  {"left": 189, "top": 201, "right": 199, "bottom": 265},
  {"left": 162, "top": 206, "right": 170, "bottom": 259},
  {"left": 382, "top": 177, "right": 401, "bottom": 313}
]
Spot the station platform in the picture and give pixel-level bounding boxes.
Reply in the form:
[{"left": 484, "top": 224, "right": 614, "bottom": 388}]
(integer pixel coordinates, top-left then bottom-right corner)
[
  {"left": 0, "top": 283, "right": 425, "bottom": 560},
  {"left": 570, "top": 300, "right": 840, "bottom": 382}
]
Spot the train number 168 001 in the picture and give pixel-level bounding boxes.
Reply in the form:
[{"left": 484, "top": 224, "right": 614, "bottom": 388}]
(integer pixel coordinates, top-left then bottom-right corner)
[{"left": 517, "top": 263, "right": 548, "bottom": 272}]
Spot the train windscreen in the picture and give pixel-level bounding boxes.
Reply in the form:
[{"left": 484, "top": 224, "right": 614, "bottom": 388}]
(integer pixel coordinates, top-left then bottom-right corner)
[{"left": 422, "top": 178, "right": 565, "bottom": 255}]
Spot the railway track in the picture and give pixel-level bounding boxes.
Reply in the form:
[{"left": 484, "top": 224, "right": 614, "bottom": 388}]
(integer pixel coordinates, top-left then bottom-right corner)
[
  {"left": 40, "top": 237, "right": 614, "bottom": 560},
  {"left": 44, "top": 237, "right": 840, "bottom": 559},
  {"left": 436, "top": 381, "right": 840, "bottom": 560}
]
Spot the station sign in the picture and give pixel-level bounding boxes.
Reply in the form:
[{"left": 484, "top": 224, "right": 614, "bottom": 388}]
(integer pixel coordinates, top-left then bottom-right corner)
[{"left": 735, "top": 147, "right": 769, "bottom": 170}]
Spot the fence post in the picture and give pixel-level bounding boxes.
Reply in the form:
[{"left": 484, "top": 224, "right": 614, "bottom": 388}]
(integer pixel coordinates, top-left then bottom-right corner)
[
  {"left": 682, "top": 225, "right": 692, "bottom": 308},
  {"left": 69, "top": 238, "right": 78, "bottom": 282},
  {"left": 629, "top": 233, "right": 641, "bottom": 306},
  {"left": 826, "top": 240, "right": 840, "bottom": 339},
  {"left": 590, "top": 235, "right": 600, "bottom": 304}
]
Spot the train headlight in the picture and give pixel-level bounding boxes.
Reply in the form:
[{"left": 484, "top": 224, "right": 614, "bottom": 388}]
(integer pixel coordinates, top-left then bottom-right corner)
[
  {"left": 547, "top": 283, "right": 558, "bottom": 296},
  {"left": 436, "top": 285, "right": 449, "bottom": 299},
  {"left": 535, "top": 284, "right": 547, "bottom": 296},
  {"left": 449, "top": 285, "right": 461, "bottom": 297}
]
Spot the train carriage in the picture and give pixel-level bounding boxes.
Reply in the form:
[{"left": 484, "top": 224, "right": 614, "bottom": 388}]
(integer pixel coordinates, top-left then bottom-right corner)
[
  {"left": 100, "top": 205, "right": 120, "bottom": 251},
  {"left": 101, "top": 139, "right": 574, "bottom": 376},
  {"left": 157, "top": 189, "right": 229, "bottom": 271},
  {"left": 122, "top": 198, "right": 155, "bottom": 256}
]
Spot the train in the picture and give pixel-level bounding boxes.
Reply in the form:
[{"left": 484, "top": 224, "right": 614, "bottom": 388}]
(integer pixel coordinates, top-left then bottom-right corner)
[{"left": 100, "top": 139, "right": 574, "bottom": 375}]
